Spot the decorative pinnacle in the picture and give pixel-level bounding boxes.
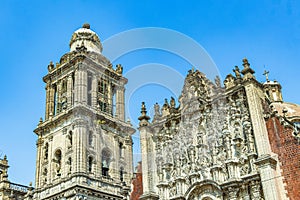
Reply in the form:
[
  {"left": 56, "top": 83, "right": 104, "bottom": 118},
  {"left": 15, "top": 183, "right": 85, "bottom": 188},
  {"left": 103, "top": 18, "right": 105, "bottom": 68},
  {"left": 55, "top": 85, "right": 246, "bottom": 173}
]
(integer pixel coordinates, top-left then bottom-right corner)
[
  {"left": 138, "top": 102, "right": 150, "bottom": 123},
  {"left": 82, "top": 23, "right": 90, "bottom": 29},
  {"left": 241, "top": 58, "right": 255, "bottom": 77}
]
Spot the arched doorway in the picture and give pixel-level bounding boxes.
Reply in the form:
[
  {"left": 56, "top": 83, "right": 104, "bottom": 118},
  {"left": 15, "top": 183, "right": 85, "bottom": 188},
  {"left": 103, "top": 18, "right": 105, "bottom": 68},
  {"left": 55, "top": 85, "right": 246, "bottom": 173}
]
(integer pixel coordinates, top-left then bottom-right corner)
[{"left": 185, "top": 181, "right": 223, "bottom": 200}]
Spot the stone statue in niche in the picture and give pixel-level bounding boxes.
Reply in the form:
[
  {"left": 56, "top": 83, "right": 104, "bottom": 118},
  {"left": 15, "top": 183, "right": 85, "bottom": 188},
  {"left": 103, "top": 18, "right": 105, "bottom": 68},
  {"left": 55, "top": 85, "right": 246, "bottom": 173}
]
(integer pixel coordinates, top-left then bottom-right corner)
[
  {"left": 60, "top": 96, "right": 67, "bottom": 110},
  {"left": 182, "top": 157, "right": 191, "bottom": 176},
  {"left": 173, "top": 151, "right": 181, "bottom": 172},
  {"left": 197, "top": 132, "right": 204, "bottom": 145},
  {"left": 169, "top": 186, "right": 176, "bottom": 197},
  {"left": 223, "top": 131, "right": 232, "bottom": 159},
  {"left": 189, "top": 147, "right": 197, "bottom": 172},
  {"left": 55, "top": 162, "right": 61, "bottom": 176},
  {"left": 67, "top": 131, "right": 72, "bottom": 148},
  {"left": 243, "top": 121, "right": 255, "bottom": 153},
  {"left": 250, "top": 182, "right": 264, "bottom": 200},
  {"left": 212, "top": 144, "right": 219, "bottom": 165}
]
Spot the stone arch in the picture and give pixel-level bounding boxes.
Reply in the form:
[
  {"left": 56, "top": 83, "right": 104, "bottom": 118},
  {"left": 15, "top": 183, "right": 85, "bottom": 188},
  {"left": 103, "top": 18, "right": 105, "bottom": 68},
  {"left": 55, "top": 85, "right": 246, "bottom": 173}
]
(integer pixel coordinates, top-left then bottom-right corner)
[
  {"left": 53, "top": 149, "right": 62, "bottom": 177},
  {"left": 185, "top": 180, "right": 223, "bottom": 200},
  {"left": 101, "top": 147, "right": 112, "bottom": 177}
]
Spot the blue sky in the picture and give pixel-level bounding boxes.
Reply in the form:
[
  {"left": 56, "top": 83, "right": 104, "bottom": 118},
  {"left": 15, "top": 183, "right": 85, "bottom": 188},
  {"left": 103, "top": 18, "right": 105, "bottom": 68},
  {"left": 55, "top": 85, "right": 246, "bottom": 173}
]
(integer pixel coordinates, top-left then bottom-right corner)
[{"left": 0, "top": 0, "right": 299, "bottom": 185}]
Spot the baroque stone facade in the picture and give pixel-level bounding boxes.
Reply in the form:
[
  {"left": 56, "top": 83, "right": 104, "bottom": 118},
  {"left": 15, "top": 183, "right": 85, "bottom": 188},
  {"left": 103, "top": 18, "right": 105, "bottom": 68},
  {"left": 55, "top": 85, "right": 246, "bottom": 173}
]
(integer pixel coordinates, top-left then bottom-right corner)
[
  {"left": 2, "top": 24, "right": 300, "bottom": 200},
  {"left": 138, "top": 60, "right": 300, "bottom": 199}
]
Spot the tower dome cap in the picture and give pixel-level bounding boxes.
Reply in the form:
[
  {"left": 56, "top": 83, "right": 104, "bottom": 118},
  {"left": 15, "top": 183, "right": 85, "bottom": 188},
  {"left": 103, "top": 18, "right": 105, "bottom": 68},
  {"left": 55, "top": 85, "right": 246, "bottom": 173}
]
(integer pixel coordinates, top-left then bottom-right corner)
[{"left": 69, "top": 23, "right": 103, "bottom": 53}]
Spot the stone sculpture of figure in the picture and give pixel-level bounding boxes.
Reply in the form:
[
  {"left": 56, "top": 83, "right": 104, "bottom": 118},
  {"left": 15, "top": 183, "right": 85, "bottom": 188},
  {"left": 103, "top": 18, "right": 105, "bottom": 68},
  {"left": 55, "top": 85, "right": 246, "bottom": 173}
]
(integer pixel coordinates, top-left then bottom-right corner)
[
  {"left": 163, "top": 98, "right": 169, "bottom": 108},
  {"left": 188, "top": 147, "right": 197, "bottom": 172},
  {"left": 116, "top": 64, "right": 123, "bottom": 74},
  {"left": 170, "top": 97, "right": 176, "bottom": 108},
  {"left": 154, "top": 103, "right": 160, "bottom": 116},
  {"left": 67, "top": 131, "right": 72, "bottom": 148},
  {"left": 233, "top": 66, "right": 242, "bottom": 79},
  {"left": 240, "top": 162, "right": 249, "bottom": 176},
  {"left": 197, "top": 132, "right": 204, "bottom": 145},
  {"left": 250, "top": 182, "right": 264, "bottom": 200},
  {"left": 215, "top": 76, "right": 221, "bottom": 87},
  {"left": 212, "top": 143, "right": 219, "bottom": 165},
  {"left": 173, "top": 153, "right": 181, "bottom": 176},
  {"left": 161, "top": 99, "right": 170, "bottom": 116},
  {"left": 102, "top": 160, "right": 108, "bottom": 168},
  {"left": 56, "top": 162, "right": 61, "bottom": 175},
  {"left": 224, "top": 133, "right": 232, "bottom": 159}
]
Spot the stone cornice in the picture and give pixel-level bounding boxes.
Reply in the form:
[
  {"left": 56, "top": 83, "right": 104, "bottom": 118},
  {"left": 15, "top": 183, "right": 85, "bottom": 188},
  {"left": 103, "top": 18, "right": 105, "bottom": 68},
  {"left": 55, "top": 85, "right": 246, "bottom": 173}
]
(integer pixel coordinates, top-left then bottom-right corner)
[
  {"left": 43, "top": 51, "right": 125, "bottom": 84},
  {"left": 254, "top": 154, "right": 277, "bottom": 169}
]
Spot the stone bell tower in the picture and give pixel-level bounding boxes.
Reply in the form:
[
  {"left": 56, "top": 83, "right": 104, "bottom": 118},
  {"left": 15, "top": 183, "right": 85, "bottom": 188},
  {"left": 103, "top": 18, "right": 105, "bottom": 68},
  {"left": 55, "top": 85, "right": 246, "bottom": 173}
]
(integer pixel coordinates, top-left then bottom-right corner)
[{"left": 33, "top": 24, "right": 135, "bottom": 200}]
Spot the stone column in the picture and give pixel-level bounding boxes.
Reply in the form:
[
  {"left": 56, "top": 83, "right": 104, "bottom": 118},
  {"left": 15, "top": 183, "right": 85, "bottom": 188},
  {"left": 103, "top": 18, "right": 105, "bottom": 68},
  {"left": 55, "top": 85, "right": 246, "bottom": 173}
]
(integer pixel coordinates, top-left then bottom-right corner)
[
  {"left": 48, "top": 136, "right": 53, "bottom": 182},
  {"left": 110, "top": 136, "right": 118, "bottom": 179},
  {"left": 244, "top": 83, "right": 272, "bottom": 156},
  {"left": 48, "top": 84, "right": 55, "bottom": 117},
  {"left": 125, "top": 136, "right": 133, "bottom": 185},
  {"left": 244, "top": 82, "right": 283, "bottom": 200},
  {"left": 73, "top": 119, "right": 87, "bottom": 174},
  {"left": 67, "top": 74, "right": 73, "bottom": 108},
  {"left": 45, "top": 83, "right": 51, "bottom": 120},
  {"left": 107, "top": 81, "right": 112, "bottom": 115},
  {"left": 115, "top": 86, "right": 125, "bottom": 121},
  {"left": 56, "top": 81, "right": 62, "bottom": 114},
  {"left": 139, "top": 126, "right": 158, "bottom": 199},
  {"left": 82, "top": 68, "right": 88, "bottom": 105},
  {"left": 74, "top": 64, "right": 87, "bottom": 105},
  {"left": 91, "top": 76, "right": 98, "bottom": 109},
  {"left": 35, "top": 137, "right": 43, "bottom": 189}
]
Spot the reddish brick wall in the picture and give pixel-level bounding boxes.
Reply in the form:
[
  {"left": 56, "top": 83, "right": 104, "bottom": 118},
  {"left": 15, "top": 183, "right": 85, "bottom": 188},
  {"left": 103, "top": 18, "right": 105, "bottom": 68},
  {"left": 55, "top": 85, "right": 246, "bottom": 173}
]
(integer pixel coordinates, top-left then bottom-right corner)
[
  {"left": 130, "top": 162, "right": 143, "bottom": 200},
  {"left": 266, "top": 117, "right": 300, "bottom": 200}
]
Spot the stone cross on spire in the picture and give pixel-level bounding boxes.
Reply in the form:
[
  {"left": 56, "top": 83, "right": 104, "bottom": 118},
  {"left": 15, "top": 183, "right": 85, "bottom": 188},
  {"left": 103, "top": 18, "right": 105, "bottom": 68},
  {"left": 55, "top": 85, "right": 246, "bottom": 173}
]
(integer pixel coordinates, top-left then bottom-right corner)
[{"left": 263, "top": 69, "right": 270, "bottom": 82}]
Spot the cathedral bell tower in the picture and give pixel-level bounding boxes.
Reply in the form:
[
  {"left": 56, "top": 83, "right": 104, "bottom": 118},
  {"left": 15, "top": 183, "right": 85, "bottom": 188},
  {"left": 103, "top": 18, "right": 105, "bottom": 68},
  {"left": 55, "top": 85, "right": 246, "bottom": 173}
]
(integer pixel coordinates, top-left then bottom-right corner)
[
  {"left": 262, "top": 70, "right": 283, "bottom": 103},
  {"left": 33, "top": 24, "right": 135, "bottom": 200}
]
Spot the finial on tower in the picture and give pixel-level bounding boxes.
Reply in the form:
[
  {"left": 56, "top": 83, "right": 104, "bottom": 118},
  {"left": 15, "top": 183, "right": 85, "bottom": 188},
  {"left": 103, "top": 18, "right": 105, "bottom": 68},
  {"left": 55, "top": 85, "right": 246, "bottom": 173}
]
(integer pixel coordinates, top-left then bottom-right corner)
[
  {"left": 241, "top": 58, "right": 255, "bottom": 80},
  {"left": 82, "top": 23, "right": 90, "bottom": 29},
  {"left": 138, "top": 102, "right": 150, "bottom": 126}
]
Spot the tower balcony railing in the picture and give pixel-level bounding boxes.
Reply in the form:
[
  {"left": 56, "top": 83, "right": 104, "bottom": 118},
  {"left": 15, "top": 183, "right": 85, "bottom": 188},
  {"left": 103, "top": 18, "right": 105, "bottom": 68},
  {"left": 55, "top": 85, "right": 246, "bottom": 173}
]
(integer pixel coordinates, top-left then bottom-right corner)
[{"left": 9, "top": 182, "right": 29, "bottom": 193}]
